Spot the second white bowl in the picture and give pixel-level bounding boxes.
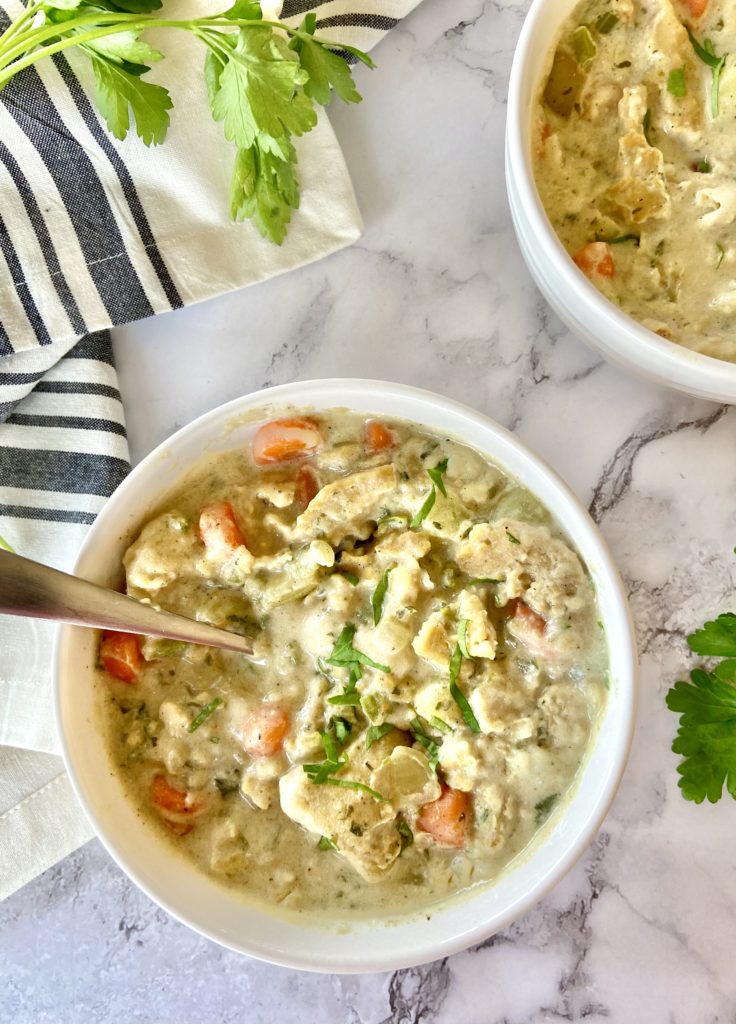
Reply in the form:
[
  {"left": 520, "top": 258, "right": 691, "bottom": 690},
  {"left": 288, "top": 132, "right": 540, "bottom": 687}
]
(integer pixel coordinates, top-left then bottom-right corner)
[{"left": 506, "top": 0, "right": 736, "bottom": 404}]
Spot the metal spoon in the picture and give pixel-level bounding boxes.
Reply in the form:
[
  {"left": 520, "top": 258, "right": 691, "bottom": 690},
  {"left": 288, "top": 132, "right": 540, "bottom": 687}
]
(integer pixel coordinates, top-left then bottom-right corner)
[{"left": 0, "top": 548, "right": 253, "bottom": 656}]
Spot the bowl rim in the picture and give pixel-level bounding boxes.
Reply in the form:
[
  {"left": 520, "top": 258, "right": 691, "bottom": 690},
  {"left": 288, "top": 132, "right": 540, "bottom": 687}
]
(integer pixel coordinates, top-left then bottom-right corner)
[
  {"left": 505, "top": 0, "right": 736, "bottom": 403},
  {"left": 54, "top": 378, "right": 638, "bottom": 973}
]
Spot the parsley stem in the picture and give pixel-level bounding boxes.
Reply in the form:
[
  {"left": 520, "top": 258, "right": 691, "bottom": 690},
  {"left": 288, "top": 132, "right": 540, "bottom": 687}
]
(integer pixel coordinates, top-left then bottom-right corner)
[{"left": 0, "top": 14, "right": 373, "bottom": 83}]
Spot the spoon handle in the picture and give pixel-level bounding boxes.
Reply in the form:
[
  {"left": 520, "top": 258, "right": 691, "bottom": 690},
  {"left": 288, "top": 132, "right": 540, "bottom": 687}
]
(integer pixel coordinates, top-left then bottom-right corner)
[{"left": 0, "top": 549, "right": 253, "bottom": 656}]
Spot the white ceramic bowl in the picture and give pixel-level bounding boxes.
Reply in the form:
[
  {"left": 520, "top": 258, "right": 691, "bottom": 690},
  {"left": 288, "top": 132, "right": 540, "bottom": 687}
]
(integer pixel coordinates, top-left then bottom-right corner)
[
  {"left": 55, "top": 379, "right": 637, "bottom": 973},
  {"left": 506, "top": 0, "right": 736, "bottom": 404}
]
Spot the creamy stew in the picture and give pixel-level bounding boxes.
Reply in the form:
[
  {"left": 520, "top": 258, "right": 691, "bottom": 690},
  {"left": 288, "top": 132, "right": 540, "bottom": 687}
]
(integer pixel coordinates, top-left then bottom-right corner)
[
  {"left": 99, "top": 410, "right": 607, "bottom": 919},
  {"left": 534, "top": 0, "right": 736, "bottom": 361}
]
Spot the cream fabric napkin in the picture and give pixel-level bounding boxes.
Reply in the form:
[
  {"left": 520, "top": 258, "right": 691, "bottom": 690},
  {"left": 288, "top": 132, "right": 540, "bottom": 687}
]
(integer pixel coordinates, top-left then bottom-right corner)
[{"left": 0, "top": 0, "right": 423, "bottom": 901}]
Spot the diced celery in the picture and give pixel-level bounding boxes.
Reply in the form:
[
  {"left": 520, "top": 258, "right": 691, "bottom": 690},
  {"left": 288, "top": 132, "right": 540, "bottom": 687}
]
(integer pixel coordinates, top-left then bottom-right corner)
[{"left": 572, "top": 25, "right": 597, "bottom": 66}]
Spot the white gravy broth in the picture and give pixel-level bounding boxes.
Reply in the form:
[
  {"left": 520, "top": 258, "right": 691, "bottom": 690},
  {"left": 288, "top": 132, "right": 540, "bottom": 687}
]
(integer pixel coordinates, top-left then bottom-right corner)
[
  {"left": 534, "top": 0, "right": 736, "bottom": 361},
  {"left": 98, "top": 410, "right": 607, "bottom": 920}
]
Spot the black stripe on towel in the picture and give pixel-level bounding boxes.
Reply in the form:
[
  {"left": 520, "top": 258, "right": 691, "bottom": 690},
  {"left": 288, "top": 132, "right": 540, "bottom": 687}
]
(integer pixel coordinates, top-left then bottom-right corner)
[
  {"left": 0, "top": 209, "right": 52, "bottom": 347},
  {"left": 7, "top": 413, "right": 127, "bottom": 436},
  {"left": 63, "top": 332, "right": 115, "bottom": 365},
  {"left": 0, "top": 368, "right": 46, "bottom": 385},
  {"left": 1, "top": 70, "right": 155, "bottom": 327},
  {"left": 53, "top": 54, "right": 184, "bottom": 312},
  {"left": 281, "top": 0, "right": 337, "bottom": 15},
  {"left": 0, "top": 503, "right": 97, "bottom": 525},
  {"left": 35, "top": 380, "right": 121, "bottom": 401},
  {"left": 315, "top": 13, "right": 399, "bottom": 30},
  {"left": 0, "top": 446, "right": 129, "bottom": 495},
  {"left": 0, "top": 316, "right": 12, "bottom": 357},
  {"left": 0, "top": 140, "right": 87, "bottom": 337}
]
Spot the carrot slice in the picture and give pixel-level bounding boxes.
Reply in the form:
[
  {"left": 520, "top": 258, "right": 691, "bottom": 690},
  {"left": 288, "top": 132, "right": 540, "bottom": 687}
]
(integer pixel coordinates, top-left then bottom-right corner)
[
  {"left": 418, "top": 784, "right": 471, "bottom": 848},
  {"left": 364, "top": 420, "right": 396, "bottom": 453},
  {"left": 295, "top": 464, "right": 320, "bottom": 510},
  {"left": 252, "top": 418, "right": 322, "bottom": 465},
  {"left": 508, "top": 599, "right": 547, "bottom": 637},
  {"left": 199, "top": 501, "right": 246, "bottom": 559},
  {"left": 683, "top": 0, "right": 708, "bottom": 15},
  {"left": 100, "top": 631, "right": 142, "bottom": 683},
  {"left": 573, "top": 241, "right": 615, "bottom": 279},
  {"left": 242, "top": 704, "right": 290, "bottom": 757},
  {"left": 151, "top": 774, "right": 201, "bottom": 816}
]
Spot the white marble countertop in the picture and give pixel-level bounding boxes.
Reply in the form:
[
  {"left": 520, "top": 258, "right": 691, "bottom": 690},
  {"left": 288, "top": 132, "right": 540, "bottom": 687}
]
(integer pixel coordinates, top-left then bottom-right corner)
[{"left": 4, "top": 0, "right": 736, "bottom": 1019}]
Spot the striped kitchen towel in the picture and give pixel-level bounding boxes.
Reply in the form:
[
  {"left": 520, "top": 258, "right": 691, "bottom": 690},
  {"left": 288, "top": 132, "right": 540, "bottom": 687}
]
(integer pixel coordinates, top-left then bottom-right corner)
[{"left": 0, "top": 0, "right": 423, "bottom": 900}]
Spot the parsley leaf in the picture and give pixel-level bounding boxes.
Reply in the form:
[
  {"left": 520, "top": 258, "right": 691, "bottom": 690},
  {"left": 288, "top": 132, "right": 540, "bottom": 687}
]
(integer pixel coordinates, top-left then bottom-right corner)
[
  {"left": 687, "top": 613, "right": 736, "bottom": 658},
  {"left": 409, "top": 716, "right": 441, "bottom": 772},
  {"left": 666, "top": 669, "right": 736, "bottom": 802},
  {"left": 290, "top": 13, "right": 361, "bottom": 105},
  {"left": 303, "top": 732, "right": 386, "bottom": 800},
  {"left": 89, "top": 54, "right": 172, "bottom": 145}
]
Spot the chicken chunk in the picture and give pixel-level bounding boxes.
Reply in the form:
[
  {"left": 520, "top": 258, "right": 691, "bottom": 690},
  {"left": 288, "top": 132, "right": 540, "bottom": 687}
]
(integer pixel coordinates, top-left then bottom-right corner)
[{"left": 295, "top": 464, "right": 399, "bottom": 544}]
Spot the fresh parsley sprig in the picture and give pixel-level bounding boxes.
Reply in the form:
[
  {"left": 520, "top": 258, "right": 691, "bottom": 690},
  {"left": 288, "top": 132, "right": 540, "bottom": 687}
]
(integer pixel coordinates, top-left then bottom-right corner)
[
  {"left": 0, "top": 1, "right": 373, "bottom": 244},
  {"left": 666, "top": 613, "right": 736, "bottom": 802}
]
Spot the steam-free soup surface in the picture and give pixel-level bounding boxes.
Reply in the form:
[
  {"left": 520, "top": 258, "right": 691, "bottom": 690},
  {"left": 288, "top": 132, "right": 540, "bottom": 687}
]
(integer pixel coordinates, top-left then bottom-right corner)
[
  {"left": 100, "top": 411, "right": 607, "bottom": 919},
  {"left": 535, "top": 0, "right": 736, "bottom": 361}
]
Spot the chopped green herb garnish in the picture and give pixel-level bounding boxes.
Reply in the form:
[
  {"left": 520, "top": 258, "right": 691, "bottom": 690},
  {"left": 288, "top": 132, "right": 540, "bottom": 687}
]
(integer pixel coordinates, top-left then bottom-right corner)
[
  {"left": 411, "top": 459, "right": 449, "bottom": 528},
  {"left": 595, "top": 11, "right": 618, "bottom": 34},
  {"left": 688, "top": 31, "right": 726, "bottom": 118},
  {"left": 339, "top": 571, "right": 360, "bottom": 586},
  {"left": 430, "top": 715, "right": 452, "bottom": 733},
  {"left": 326, "top": 690, "right": 362, "bottom": 706},
  {"left": 571, "top": 25, "right": 597, "bottom": 65},
  {"left": 468, "top": 577, "right": 502, "bottom": 586},
  {"left": 667, "top": 67, "right": 686, "bottom": 98},
  {"left": 318, "top": 835, "right": 338, "bottom": 851},
  {"left": 717, "top": 244, "right": 726, "bottom": 269},
  {"left": 324, "top": 777, "right": 387, "bottom": 801},
  {"left": 409, "top": 716, "right": 442, "bottom": 772},
  {"left": 595, "top": 233, "right": 640, "bottom": 246},
  {"left": 410, "top": 486, "right": 437, "bottom": 529},
  {"left": 376, "top": 513, "right": 410, "bottom": 535},
  {"left": 505, "top": 530, "right": 520, "bottom": 545},
  {"left": 365, "top": 722, "right": 396, "bottom": 748},
  {"left": 535, "top": 793, "right": 558, "bottom": 824},
  {"left": 326, "top": 624, "right": 390, "bottom": 674},
  {"left": 427, "top": 458, "right": 449, "bottom": 497},
  {"left": 457, "top": 618, "right": 473, "bottom": 660},
  {"left": 372, "top": 566, "right": 394, "bottom": 626},
  {"left": 697, "top": 159, "right": 712, "bottom": 173},
  {"left": 188, "top": 697, "right": 223, "bottom": 733},
  {"left": 448, "top": 643, "right": 481, "bottom": 733}
]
